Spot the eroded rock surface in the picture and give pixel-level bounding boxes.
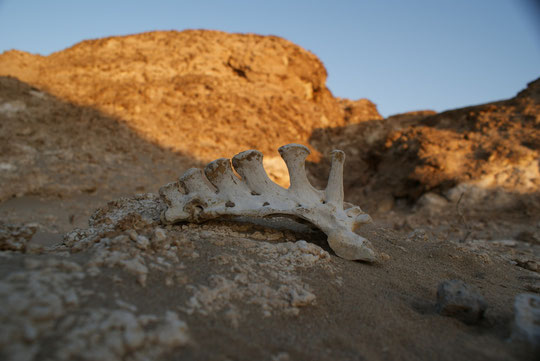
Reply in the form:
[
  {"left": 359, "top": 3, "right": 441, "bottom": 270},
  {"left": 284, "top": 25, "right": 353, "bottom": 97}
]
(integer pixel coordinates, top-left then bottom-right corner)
[{"left": 0, "top": 30, "right": 381, "bottom": 168}]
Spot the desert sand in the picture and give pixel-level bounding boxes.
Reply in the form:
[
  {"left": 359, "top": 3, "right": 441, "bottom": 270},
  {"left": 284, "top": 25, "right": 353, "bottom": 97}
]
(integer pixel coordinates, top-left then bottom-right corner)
[{"left": 0, "top": 30, "right": 538, "bottom": 360}]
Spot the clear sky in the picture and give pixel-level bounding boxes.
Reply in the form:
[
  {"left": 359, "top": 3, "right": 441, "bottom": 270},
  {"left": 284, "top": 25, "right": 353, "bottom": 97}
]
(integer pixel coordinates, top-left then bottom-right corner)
[{"left": 0, "top": 0, "right": 539, "bottom": 117}]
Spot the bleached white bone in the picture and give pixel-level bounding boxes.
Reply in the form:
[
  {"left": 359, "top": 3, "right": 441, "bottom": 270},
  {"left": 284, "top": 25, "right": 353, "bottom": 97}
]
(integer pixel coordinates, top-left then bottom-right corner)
[{"left": 160, "top": 144, "right": 376, "bottom": 262}]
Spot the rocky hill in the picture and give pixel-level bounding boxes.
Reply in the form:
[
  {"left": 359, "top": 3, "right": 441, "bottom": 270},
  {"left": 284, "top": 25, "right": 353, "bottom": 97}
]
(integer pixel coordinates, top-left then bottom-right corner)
[{"left": 0, "top": 30, "right": 381, "bottom": 162}]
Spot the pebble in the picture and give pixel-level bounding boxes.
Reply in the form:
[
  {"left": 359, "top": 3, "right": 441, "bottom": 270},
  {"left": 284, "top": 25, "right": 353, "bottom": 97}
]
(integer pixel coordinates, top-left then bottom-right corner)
[
  {"left": 491, "top": 239, "right": 517, "bottom": 247},
  {"left": 126, "top": 230, "right": 138, "bottom": 241},
  {"left": 406, "top": 229, "right": 429, "bottom": 242},
  {"left": 379, "top": 252, "right": 391, "bottom": 262},
  {"left": 436, "top": 280, "right": 487, "bottom": 324},
  {"left": 512, "top": 293, "right": 540, "bottom": 347},
  {"left": 153, "top": 228, "right": 167, "bottom": 242},
  {"left": 135, "top": 235, "right": 149, "bottom": 250}
]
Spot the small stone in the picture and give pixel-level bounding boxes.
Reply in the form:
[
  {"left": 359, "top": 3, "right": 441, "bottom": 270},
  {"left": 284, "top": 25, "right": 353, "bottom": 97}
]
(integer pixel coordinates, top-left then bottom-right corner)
[
  {"left": 416, "top": 192, "right": 448, "bottom": 213},
  {"left": 436, "top": 280, "right": 487, "bottom": 324},
  {"left": 151, "top": 228, "right": 168, "bottom": 249},
  {"left": 271, "top": 352, "right": 291, "bottom": 361},
  {"left": 406, "top": 229, "right": 429, "bottom": 242},
  {"left": 153, "top": 228, "right": 167, "bottom": 242},
  {"left": 379, "top": 252, "right": 391, "bottom": 262},
  {"left": 491, "top": 239, "right": 517, "bottom": 247},
  {"left": 512, "top": 293, "right": 540, "bottom": 347},
  {"left": 475, "top": 252, "right": 492, "bottom": 264},
  {"left": 154, "top": 311, "right": 190, "bottom": 347},
  {"left": 513, "top": 256, "right": 539, "bottom": 272},
  {"left": 127, "top": 230, "right": 138, "bottom": 241},
  {"left": 135, "top": 235, "right": 150, "bottom": 250}
]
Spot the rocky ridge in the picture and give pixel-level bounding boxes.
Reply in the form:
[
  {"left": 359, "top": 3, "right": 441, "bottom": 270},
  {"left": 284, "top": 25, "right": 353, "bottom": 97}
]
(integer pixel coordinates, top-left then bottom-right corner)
[{"left": 0, "top": 30, "right": 381, "bottom": 162}]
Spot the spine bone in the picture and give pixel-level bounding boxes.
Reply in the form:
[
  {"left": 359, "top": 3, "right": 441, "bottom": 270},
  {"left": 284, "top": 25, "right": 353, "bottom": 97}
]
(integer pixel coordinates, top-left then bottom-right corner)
[
  {"left": 278, "top": 144, "right": 323, "bottom": 201},
  {"left": 160, "top": 144, "right": 377, "bottom": 262},
  {"left": 232, "top": 150, "right": 287, "bottom": 197},
  {"left": 325, "top": 150, "right": 345, "bottom": 208}
]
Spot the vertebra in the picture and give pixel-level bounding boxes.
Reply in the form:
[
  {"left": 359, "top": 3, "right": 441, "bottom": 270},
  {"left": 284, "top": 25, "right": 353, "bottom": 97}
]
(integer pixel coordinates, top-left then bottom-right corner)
[{"left": 159, "top": 144, "right": 376, "bottom": 262}]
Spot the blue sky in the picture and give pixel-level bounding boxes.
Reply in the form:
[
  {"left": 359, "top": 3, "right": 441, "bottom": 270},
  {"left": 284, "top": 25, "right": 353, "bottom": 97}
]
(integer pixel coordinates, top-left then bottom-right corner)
[{"left": 0, "top": 0, "right": 539, "bottom": 116}]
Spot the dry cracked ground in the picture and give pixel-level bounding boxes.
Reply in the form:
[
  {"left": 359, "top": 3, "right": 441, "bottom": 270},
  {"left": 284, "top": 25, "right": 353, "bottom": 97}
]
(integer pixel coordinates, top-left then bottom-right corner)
[{"left": 0, "top": 30, "right": 539, "bottom": 360}]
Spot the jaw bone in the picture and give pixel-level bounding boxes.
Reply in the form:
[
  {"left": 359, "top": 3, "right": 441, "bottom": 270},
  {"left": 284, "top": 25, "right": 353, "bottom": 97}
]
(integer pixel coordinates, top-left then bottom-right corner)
[{"left": 159, "top": 143, "right": 376, "bottom": 262}]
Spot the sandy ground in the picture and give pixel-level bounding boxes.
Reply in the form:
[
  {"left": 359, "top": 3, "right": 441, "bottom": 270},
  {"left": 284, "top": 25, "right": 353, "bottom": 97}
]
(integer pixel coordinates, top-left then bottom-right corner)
[{"left": 1, "top": 194, "right": 538, "bottom": 360}]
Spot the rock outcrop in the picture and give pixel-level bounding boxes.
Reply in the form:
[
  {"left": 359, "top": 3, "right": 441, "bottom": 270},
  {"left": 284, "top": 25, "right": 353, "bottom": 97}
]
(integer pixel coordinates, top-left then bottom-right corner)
[
  {"left": 309, "top": 78, "right": 540, "bottom": 244},
  {"left": 0, "top": 30, "right": 381, "bottom": 162}
]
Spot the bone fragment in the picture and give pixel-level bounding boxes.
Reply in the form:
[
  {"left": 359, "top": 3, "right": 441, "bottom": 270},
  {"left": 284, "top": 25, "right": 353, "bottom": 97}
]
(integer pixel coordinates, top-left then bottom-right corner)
[
  {"left": 278, "top": 144, "right": 323, "bottom": 201},
  {"left": 325, "top": 150, "right": 345, "bottom": 208},
  {"left": 160, "top": 144, "right": 377, "bottom": 262}
]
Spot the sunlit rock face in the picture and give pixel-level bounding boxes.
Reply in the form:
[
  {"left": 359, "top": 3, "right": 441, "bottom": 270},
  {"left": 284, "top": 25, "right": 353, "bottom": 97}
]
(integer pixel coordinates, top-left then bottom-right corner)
[{"left": 0, "top": 30, "right": 381, "bottom": 163}]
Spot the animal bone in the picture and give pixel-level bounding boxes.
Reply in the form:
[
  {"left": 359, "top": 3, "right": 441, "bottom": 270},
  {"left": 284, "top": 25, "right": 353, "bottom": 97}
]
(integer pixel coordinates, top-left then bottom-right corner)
[{"left": 159, "top": 144, "right": 376, "bottom": 262}]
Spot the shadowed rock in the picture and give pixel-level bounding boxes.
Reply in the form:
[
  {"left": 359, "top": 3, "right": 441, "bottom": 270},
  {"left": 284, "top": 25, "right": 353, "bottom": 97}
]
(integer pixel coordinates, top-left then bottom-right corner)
[{"left": 436, "top": 280, "right": 487, "bottom": 324}]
